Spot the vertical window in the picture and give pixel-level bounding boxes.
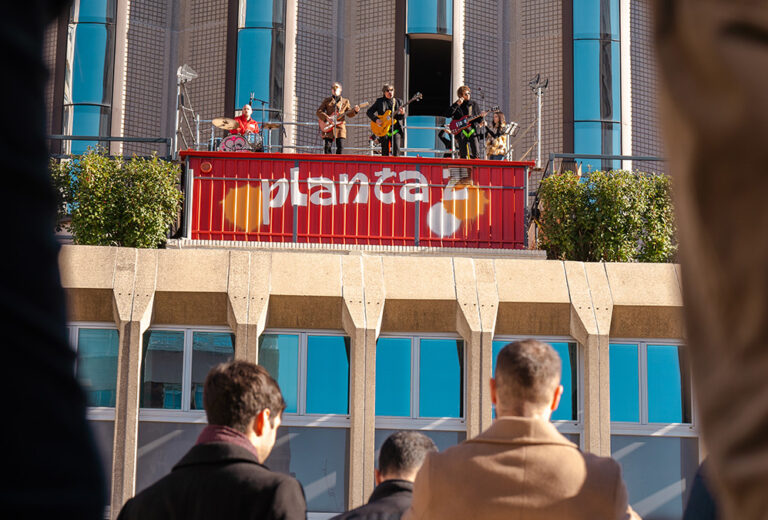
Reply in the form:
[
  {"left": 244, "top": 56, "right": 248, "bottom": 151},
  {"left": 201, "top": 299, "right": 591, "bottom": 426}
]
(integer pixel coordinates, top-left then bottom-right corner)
[
  {"left": 259, "top": 331, "right": 350, "bottom": 515},
  {"left": 375, "top": 335, "right": 466, "bottom": 453},
  {"left": 407, "top": 0, "right": 452, "bottom": 35},
  {"left": 492, "top": 339, "right": 582, "bottom": 443},
  {"left": 235, "top": 0, "right": 285, "bottom": 124},
  {"left": 63, "top": 0, "right": 116, "bottom": 154},
  {"left": 136, "top": 327, "right": 234, "bottom": 493},
  {"left": 610, "top": 342, "right": 698, "bottom": 520},
  {"left": 69, "top": 323, "right": 120, "bottom": 508},
  {"left": 573, "top": 0, "right": 621, "bottom": 171}
]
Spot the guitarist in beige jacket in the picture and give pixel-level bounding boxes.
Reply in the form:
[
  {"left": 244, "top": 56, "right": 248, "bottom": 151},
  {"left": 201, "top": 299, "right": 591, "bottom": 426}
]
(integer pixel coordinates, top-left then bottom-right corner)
[{"left": 317, "top": 82, "right": 360, "bottom": 154}]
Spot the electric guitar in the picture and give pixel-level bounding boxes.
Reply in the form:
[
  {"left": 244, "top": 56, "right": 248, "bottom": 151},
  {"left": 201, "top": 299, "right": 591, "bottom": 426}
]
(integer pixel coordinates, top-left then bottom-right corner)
[
  {"left": 448, "top": 105, "right": 499, "bottom": 135},
  {"left": 318, "top": 101, "right": 370, "bottom": 133},
  {"left": 370, "top": 92, "right": 423, "bottom": 137}
]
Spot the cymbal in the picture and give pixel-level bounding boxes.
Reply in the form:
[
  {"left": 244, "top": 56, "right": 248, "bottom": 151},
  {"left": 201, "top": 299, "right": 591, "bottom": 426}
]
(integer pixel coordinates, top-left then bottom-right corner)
[
  {"left": 262, "top": 122, "right": 281, "bottom": 130},
  {"left": 212, "top": 117, "right": 239, "bottom": 130}
]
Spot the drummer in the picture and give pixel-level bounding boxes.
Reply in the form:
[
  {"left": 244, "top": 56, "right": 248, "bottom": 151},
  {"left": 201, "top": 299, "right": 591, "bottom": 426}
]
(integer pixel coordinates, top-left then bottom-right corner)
[{"left": 230, "top": 103, "right": 259, "bottom": 136}]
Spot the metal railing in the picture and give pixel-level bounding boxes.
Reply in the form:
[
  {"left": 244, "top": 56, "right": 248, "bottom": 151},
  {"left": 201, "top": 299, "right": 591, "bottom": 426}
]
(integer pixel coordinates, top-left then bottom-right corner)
[
  {"left": 544, "top": 152, "right": 666, "bottom": 178},
  {"left": 48, "top": 135, "right": 173, "bottom": 159}
]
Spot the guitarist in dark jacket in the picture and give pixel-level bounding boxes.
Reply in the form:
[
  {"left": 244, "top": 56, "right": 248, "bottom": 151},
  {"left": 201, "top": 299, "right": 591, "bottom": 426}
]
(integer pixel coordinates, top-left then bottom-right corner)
[
  {"left": 447, "top": 86, "right": 485, "bottom": 159},
  {"left": 117, "top": 361, "right": 306, "bottom": 520},
  {"left": 367, "top": 83, "right": 406, "bottom": 156}
]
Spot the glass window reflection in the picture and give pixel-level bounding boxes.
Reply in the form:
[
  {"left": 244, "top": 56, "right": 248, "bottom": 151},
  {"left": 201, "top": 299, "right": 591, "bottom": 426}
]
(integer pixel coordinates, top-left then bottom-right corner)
[
  {"left": 375, "top": 338, "right": 412, "bottom": 417},
  {"left": 76, "top": 328, "right": 119, "bottom": 407},
  {"left": 609, "top": 344, "right": 640, "bottom": 422},
  {"left": 259, "top": 334, "right": 299, "bottom": 414},
  {"left": 419, "top": 339, "right": 463, "bottom": 418},
  {"left": 136, "top": 422, "right": 205, "bottom": 492},
  {"left": 612, "top": 435, "right": 699, "bottom": 520},
  {"left": 69, "top": 24, "right": 111, "bottom": 104},
  {"left": 190, "top": 332, "right": 235, "bottom": 410},
  {"left": 573, "top": 0, "right": 620, "bottom": 40},
  {"left": 647, "top": 345, "right": 691, "bottom": 423},
  {"left": 407, "top": 116, "right": 441, "bottom": 158},
  {"left": 72, "top": 0, "right": 116, "bottom": 23},
  {"left": 242, "top": 0, "right": 284, "bottom": 28},
  {"left": 141, "top": 330, "right": 184, "bottom": 409},
  {"left": 374, "top": 429, "right": 465, "bottom": 462},
  {"left": 306, "top": 336, "right": 350, "bottom": 415},
  {"left": 266, "top": 426, "right": 349, "bottom": 513},
  {"left": 407, "top": 0, "right": 452, "bottom": 35},
  {"left": 574, "top": 121, "right": 621, "bottom": 172}
]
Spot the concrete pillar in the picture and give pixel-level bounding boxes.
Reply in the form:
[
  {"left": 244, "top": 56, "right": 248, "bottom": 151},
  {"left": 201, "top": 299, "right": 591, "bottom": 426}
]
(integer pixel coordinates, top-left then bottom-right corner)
[
  {"left": 110, "top": 248, "right": 158, "bottom": 518},
  {"left": 360, "top": 256, "right": 385, "bottom": 503},
  {"left": 452, "top": 0, "right": 465, "bottom": 97},
  {"left": 474, "top": 259, "right": 499, "bottom": 433},
  {"left": 453, "top": 258, "right": 482, "bottom": 439},
  {"left": 620, "top": 0, "right": 632, "bottom": 170},
  {"left": 227, "top": 250, "right": 251, "bottom": 360},
  {"left": 109, "top": 0, "right": 130, "bottom": 156},
  {"left": 283, "top": 0, "right": 298, "bottom": 151},
  {"left": 248, "top": 252, "right": 272, "bottom": 362}
]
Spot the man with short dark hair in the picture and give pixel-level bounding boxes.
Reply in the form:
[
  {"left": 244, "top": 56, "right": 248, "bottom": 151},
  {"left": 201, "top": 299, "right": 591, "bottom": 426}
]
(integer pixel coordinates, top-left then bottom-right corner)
[
  {"left": 404, "top": 340, "right": 641, "bottom": 520},
  {"left": 332, "top": 431, "right": 437, "bottom": 520},
  {"left": 117, "top": 361, "right": 306, "bottom": 520}
]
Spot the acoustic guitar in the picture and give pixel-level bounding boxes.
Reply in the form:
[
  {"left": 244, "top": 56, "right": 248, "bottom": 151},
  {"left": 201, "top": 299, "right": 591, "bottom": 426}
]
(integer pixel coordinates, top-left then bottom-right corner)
[
  {"left": 318, "top": 101, "right": 370, "bottom": 134},
  {"left": 448, "top": 105, "right": 500, "bottom": 135},
  {"left": 370, "top": 92, "right": 423, "bottom": 137}
]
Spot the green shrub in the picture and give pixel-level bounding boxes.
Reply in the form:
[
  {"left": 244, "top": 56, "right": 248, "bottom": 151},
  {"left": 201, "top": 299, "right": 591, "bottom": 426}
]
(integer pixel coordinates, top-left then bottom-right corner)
[
  {"left": 537, "top": 170, "right": 676, "bottom": 262},
  {"left": 50, "top": 149, "right": 182, "bottom": 248}
]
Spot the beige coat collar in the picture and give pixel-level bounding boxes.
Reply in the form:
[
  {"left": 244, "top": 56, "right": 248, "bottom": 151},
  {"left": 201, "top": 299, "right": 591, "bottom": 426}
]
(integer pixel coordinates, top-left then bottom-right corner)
[{"left": 468, "top": 416, "right": 577, "bottom": 448}]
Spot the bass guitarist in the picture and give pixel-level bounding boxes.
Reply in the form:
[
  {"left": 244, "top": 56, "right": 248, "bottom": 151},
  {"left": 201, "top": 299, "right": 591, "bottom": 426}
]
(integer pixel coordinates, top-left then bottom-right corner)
[
  {"left": 367, "top": 83, "right": 405, "bottom": 156},
  {"left": 447, "top": 86, "right": 485, "bottom": 159},
  {"left": 317, "top": 82, "right": 360, "bottom": 154}
]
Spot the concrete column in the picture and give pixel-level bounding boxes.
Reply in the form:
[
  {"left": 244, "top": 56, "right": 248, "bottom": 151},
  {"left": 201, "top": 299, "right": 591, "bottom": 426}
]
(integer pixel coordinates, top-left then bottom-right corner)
[
  {"left": 341, "top": 255, "right": 367, "bottom": 509},
  {"left": 453, "top": 258, "right": 482, "bottom": 439},
  {"left": 283, "top": 0, "right": 298, "bottom": 151},
  {"left": 110, "top": 248, "right": 158, "bottom": 518},
  {"left": 474, "top": 259, "right": 499, "bottom": 433},
  {"left": 620, "top": 0, "right": 632, "bottom": 170},
  {"left": 248, "top": 252, "right": 272, "bottom": 362},
  {"left": 227, "top": 251, "right": 251, "bottom": 360},
  {"left": 360, "top": 256, "right": 385, "bottom": 503},
  {"left": 452, "top": 0, "right": 465, "bottom": 97},
  {"left": 109, "top": 0, "right": 130, "bottom": 156}
]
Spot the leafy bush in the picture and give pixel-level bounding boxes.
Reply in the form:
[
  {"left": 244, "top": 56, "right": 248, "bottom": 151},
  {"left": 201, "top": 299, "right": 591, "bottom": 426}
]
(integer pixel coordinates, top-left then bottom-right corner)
[
  {"left": 50, "top": 149, "right": 182, "bottom": 248},
  {"left": 537, "top": 170, "right": 676, "bottom": 262}
]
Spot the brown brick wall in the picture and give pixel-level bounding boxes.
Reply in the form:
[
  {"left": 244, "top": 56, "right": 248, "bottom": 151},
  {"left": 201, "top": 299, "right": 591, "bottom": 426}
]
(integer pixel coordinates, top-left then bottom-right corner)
[
  {"left": 43, "top": 21, "right": 59, "bottom": 137},
  {"left": 463, "top": 0, "right": 502, "bottom": 113}
]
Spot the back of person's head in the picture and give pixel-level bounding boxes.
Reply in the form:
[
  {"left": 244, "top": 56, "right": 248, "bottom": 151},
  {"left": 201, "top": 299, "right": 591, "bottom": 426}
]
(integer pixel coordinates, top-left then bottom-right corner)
[
  {"left": 378, "top": 431, "right": 437, "bottom": 480},
  {"left": 203, "top": 360, "right": 286, "bottom": 432},
  {"left": 494, "top": 340, "right": 561, "bottom": 413}
]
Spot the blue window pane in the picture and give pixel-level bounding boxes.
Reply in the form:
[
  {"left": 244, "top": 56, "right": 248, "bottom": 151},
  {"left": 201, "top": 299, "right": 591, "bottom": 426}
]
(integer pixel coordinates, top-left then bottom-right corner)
[
  {"left": 492, "top": 340, "right": 577, "bottom": 420},
  {"left": 612, "top": 435, "right": 699, "bottom": 520},
  {"left": 407, "top": 0, "right": 452, "bottom": 35},
  {"left": 141, "top": 331, "right": 184, "bottom": 409},
  {"left": 191, "top": 332, "right": 235, "bottom": 410},
  {"left": 136, "top": 422, "right": 205, "bottom": 493},
  {"left": 407, "top": 116, "right": 440, "bottom": 157},
  {"left": 419, "top": 339, "right": 463, "bottom": 418},
  {"left": 69, "top": 23, "right": 112, "bottom": 104},
  {"left": 76, "top": 328, "right": 119, "bottom": 407},
  {"left": 574, "top": 40, "right": 600, "bottom": 121},
  {"left": 236, "top": 28, "right": 275, "bottom": 110},
  {"left": 376, "top": 338, "right": 412, "bottom": 416},
  {"left": 574, "top": 122, "right": 621, "bottom": 172},
  {"left": 243, "top": 0, "right": 285, "bottom": 28},
  {"left": 90, "top": 420, "right": 115, "bottom": 499},
  {"left": 306, "top": 336, "right": 350, "bottom": 415},
  {"left": 648, "top": 345, "right": 691, "bottom": 423},
  {"left": 375, "top": 429, "right": 465, "bottom": 463},
  {"left": 609, "top": 344, "right": 639, "bottom": 422},
  {"left": 259, "top": 334, "right": 299, "bottom": 414},
  {"left": 73, "top": 0, "right": 116, "bottom": 23},
  {"left": 64, "top": 105, "right": 110, "bottom": 154},
  {"left": 573, "top": 0, "right": 619, "bottom": 40},
  {"left": 267, "top": 426, "right": 349, "bottom": 513}
]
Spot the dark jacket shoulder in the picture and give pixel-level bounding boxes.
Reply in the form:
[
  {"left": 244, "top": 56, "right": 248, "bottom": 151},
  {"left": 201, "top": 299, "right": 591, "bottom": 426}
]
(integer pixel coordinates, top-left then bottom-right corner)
[
  {"left": 331, "top": 480, "right": 413, "bottom": 520},
  {"left": 118, "top": 442, "right": 306, "bottom": 520}
]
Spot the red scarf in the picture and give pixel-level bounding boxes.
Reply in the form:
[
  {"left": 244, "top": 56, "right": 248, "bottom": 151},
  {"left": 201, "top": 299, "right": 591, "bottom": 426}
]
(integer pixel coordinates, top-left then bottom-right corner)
[{"left": 196, "top": 424, "right": 261, "bottom": 460}]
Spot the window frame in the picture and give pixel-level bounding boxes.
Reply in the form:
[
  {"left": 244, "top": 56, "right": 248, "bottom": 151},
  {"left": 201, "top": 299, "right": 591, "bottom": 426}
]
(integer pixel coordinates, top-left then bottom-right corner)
[
  {"left": 609, "top": 338, "right": 699, "bottom": 439},
  {"left": 260, "top": 328, "right": 351, "bottom": 429},
  {"left": 69, "top": 321, "right": 120, "bottom": 421},
  {"left": 375, "top": 332, "right": 466, "bottom": 433},
  {"left": 138, "top": 324, "right": 235, "bottom": 423},
  {"left": 492, "top": 335, "right": 584, "bottom": 443}
]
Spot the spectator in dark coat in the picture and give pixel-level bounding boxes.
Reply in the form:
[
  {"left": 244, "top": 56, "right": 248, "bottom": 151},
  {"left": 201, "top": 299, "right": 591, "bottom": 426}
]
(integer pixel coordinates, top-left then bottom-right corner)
[
  {"left": 117, "top": 361, "right": 306, "bottom": 520},
  {"left": 331, "top": 431, "right": 437, "bottom": 520}
]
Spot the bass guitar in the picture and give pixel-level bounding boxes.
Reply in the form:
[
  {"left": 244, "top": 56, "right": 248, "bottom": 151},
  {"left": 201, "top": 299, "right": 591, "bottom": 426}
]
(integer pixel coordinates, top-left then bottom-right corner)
[
  {"left": 370, "top": 92, "right": 423, "bottom": 137},
  {"left": 448, "top": 105, "right": 499, "bottom": 135},
  {"left": 318, "top": 101, "right": 370, "bottom": 134}
]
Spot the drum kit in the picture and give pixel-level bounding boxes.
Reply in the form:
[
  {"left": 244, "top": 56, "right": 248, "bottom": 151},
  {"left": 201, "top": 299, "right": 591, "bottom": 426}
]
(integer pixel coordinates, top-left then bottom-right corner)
[{"left": 211, "top": 117, "right": 281, "bottom": 152}]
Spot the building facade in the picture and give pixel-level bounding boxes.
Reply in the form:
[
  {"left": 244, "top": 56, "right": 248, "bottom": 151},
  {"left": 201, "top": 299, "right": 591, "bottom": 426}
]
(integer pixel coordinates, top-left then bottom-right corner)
[{"left": 44, "top": 0, "right": 663, "bottom": 169}]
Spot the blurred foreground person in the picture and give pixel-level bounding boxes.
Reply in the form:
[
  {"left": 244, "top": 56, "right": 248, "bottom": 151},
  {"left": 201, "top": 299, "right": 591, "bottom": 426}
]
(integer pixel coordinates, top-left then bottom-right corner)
[
  {"left": 332, "top": 431, "right": 437, "bottom": 520},
  {"left": 0, "top": 1, "right": 106, "bottom": 517},
  {"left": 404, "top": 340, "right": 640, "bottom": 520},
  {"left": 654, "top": 2, "right": 768, "bottom": 519},
  {"left": 117, "top": 361, "right": 306, "bottom": 520}
]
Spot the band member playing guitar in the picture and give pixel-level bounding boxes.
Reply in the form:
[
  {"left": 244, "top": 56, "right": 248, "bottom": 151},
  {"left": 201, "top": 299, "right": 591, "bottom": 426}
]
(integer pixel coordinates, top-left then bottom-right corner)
[
  {"left": 485, "top": 111, "right": 509, "bottom": 160},
  {"left": 367, "top": 84, "right": 406, "bottom": 157},
  {"left": 447, "top": 86, "right": 487, "bottom": 159},
  {"left": 317, "top": 82, "right": 361, "bottom": 154},
  {"left": 230, "top": 103, "right": 260, "bottom": 136}
]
